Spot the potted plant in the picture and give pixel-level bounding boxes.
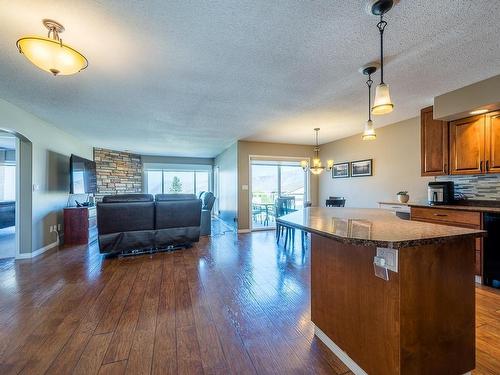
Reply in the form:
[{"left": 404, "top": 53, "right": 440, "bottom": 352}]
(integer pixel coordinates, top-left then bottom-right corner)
[{"left": 397, "top": 191, "right": 409, "bottom": 203}]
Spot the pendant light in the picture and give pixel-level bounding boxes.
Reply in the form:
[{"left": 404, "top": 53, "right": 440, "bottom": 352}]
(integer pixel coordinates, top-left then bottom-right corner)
[
  {"left": 362, "top": 66, "right": 377, "bottom": 140},
  {"left": 301, "top": 128, "right": 333, "bottom": 175},
  {"left": 370, "top": 0, "right": 394, "bottom": 115},
  {"left": 16, "top": 19, "right": 88, "bottom": 76}
]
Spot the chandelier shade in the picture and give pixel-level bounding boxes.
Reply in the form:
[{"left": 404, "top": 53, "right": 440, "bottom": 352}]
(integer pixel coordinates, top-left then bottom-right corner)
[
  {"left": 362, "top": 120, "right": 377, "bottom": 141},
  {"left": 16, "top": 20, "right": 88, "bottom": 76},
  {"left": 372, "top": 83, "right": 393, "bottom": 115}
]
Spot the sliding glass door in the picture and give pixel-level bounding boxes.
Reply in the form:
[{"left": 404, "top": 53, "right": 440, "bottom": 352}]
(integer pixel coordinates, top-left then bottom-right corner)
[{"left": 250, "top": 159, "right": 308, "bottom": 230}]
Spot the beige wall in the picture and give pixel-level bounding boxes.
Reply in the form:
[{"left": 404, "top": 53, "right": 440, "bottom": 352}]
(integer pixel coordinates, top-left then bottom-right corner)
[
  {"left": 319, "top": 117, "right": 433, "bottom": 208},
  {"left": 237, "top": 140, "right": 319, "bottom": 230},
  {"left": 434, "top": 74, "right": 500, "bottom": 121},
  {"left": 214, "top": 143, "right": 238, "bottom": 228},
  {"left": 0, "top": 98, "right": 92, "bottom": 255}
]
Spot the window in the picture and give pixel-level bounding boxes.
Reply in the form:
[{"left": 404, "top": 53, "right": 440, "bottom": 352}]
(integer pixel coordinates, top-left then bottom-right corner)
[
  {"left": 0, "top": 165, "right": 16, "bottom": 201},
  {"left": 164, "top": 171, "right": 194, "bottom": 194},
  {"left": 145, "top": 167, "right": 211, "bottom": 196},
  {"left": 146, "top": 170, "right": 162, "bottom": 195}
]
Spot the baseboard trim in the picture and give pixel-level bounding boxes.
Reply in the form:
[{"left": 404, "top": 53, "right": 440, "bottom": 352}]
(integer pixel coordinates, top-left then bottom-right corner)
[
  {"left": 237, "top": 229, "right": 251, "bottom": 234},
  {"left": 314, "top": 326, "right": 368, "bottom": 375},
  {"left": 16, "top": 240, "right": 59, "bottom": 260}
]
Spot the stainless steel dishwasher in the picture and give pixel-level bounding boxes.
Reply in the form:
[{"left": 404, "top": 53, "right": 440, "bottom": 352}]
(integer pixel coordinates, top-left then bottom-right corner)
[{"left": 483, "top": 213, "right": 500, "bottom": 288}]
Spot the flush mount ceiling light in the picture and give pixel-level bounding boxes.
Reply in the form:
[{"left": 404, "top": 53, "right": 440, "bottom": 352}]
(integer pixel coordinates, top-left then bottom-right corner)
[
  {"left": 361, "top": 65, "right": 377, "bottom": 140},
  {"left": 16, "top": 19, "right": 88, "bottom": 76},
  {"left": 301, "top": 128, "right": 333, "bottom": 175},
  {"left": 370, "top": 0, "right": 394, "bottom": 115},
  {"left": 470, "top": 109, "right": 489, "bottom": 115}
]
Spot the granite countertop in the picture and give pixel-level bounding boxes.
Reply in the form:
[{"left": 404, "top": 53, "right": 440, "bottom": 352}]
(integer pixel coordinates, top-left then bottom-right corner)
[{"left": 277, "top": 207, "right": 485, "bottom": 248}]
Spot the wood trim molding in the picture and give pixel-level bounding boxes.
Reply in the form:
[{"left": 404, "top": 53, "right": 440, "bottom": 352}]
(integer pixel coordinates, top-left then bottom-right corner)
[
  {"left": 16, "top": 239, "right": 59, "bottom": 259},
  {"left": 314, "top": 326, "right": 368, "bottom": 375}
]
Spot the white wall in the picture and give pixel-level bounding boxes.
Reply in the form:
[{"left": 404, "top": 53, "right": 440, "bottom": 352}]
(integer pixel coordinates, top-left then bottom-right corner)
[
  {"left": 0, "top": 98, "right": 92, "bottom": 254},
  {"left": 319, "top": 117, "right": 433, "bottom": 208}
]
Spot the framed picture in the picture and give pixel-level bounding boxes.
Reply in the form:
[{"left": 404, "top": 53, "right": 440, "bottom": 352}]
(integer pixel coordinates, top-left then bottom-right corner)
[
  {"left": 332, "top": 162, "right": 350, "bottom": 178},
  {"left": 351, "top": 159, "right": 373, "bottom": 177}
]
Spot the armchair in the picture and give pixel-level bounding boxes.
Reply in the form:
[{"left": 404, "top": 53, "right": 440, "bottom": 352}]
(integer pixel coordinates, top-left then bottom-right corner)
[{"left": 199, "top": 191, "right": 216, "bottom": 236}]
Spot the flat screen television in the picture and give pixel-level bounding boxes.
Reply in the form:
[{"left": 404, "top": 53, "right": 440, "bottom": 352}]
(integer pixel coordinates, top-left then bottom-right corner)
[{"left": 69, "top": 154, "right": 97, "bottom": 194}]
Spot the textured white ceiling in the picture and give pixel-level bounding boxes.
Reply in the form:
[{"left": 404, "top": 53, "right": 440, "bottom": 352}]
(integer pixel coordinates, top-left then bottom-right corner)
[{"left": 0, "top": 0, "right": 498, "bottom": 157}]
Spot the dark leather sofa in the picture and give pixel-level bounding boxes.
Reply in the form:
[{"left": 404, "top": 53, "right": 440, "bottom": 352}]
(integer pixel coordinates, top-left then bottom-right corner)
[
  {"left": 155, "top": 194, "right": 203, "bottom": 246},
  {"left": 0, "top": 201, "right": 15, "bottom": 229},
  {"left": 96, "top": 194, "right": 201, "bottom": 255}
]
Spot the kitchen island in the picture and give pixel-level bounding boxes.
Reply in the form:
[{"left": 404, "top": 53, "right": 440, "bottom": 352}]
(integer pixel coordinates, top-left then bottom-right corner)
[{"left": 277, "top": 207, "right": 485, "bottom": 375}]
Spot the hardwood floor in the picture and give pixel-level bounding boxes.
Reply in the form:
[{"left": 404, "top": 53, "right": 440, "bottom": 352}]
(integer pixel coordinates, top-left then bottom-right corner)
[{"left": 0, "top": 230, "right": 498, "bottom": 374}]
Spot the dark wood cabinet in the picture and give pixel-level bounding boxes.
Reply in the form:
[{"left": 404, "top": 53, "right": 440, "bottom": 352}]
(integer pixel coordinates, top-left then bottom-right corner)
[
  {"left": 449, "top": 115, "right": 485, "bottom": 175},
  {"left": 421, "top": 107, "right": 500, "bottom": 177},
  {"left": 64, "top": 207, "right": 97, "bottom": 245},
  {"left": 486, "top": 111, "right": 500, "bottom": 173},
  {"left": 421, "top": 106, "right": 449, "bottom": 176}
]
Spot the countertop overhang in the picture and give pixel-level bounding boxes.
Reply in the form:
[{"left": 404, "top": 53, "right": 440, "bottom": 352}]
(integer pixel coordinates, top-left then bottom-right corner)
[{"left": 277, "top": 207, "right": 485, "bottom": 248}]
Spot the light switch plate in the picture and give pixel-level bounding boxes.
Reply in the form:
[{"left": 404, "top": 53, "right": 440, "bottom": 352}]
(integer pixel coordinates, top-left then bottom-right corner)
[
  {"left": 376, "top": 247, "right": 398, "bottom": 272},
  {"left": 241, "top": 185, "right": 249, "bottom": 191}
]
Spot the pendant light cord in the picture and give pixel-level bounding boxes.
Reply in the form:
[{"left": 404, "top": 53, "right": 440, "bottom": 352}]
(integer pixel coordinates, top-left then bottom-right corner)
[
  {"left": 377, "top": 15, "right": 387, "bottom": 84},
  {"left": 366, "top": 74, "right": 373, "bottom": 121}
]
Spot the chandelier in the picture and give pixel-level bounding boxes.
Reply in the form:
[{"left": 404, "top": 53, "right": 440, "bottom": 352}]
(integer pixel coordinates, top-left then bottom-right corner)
[
  {"left": 301, "top": 128, "right": 333, "bottom": 175},
  {"left": 16, "top": 19, "right": 88, "bottom": 76},
  {"left": 361, "top": 65, "right": 377, "bottom": 140},
  {"left": 370, "top": 0, "right": 394, "bottom": 115}
]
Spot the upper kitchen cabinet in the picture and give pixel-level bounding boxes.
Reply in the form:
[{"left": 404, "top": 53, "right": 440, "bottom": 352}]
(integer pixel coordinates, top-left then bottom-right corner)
[
  {"left": 450, "top": 115, "right": 485, "bottom": 175},
  {"left": 448, "top": 111, "right": 500, "bottom": 175},
  {"left": 421, "top": 106, "right": 449, "bottom": 176},
  {"left": 485, "top": 111, "right": 500, "bottom": 173}
]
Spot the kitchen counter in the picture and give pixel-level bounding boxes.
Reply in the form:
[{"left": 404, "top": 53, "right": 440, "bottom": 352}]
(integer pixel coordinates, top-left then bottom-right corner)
[
  {"left": 277, "top": 207, "right": 484, "bottom": 248},
  {"left": 278, "top": 207, "right": 480, "bottom": 374},
  {"left": 378, "top": 201, "right": 410, "bottom": 206}
]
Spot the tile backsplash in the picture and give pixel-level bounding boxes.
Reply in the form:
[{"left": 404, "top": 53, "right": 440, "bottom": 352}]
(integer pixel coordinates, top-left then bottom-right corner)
[{"left": 436, "top": 175, "right": 500, "bottom": 200}]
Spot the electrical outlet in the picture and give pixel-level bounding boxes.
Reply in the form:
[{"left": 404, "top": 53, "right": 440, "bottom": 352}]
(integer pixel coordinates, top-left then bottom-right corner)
[{"left": 376, "top": 247, "right": 398, "bottom": 272}]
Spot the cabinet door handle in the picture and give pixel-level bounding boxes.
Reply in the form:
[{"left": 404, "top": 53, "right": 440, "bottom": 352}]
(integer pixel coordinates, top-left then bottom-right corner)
[
  {"left": 434, "top": 213, "right": 448, "bottom": 217},
  {"left": 480, "top": 160, "right": 483, "bottom": 172},
  {"left": 486, "top": 160, "right": 490, "bottom": 171}
]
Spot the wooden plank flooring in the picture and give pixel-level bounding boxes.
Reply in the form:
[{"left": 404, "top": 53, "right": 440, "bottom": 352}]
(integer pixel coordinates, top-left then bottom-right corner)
[{"left": 0, "top": 230, "right": 498, "bottom": 374}]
